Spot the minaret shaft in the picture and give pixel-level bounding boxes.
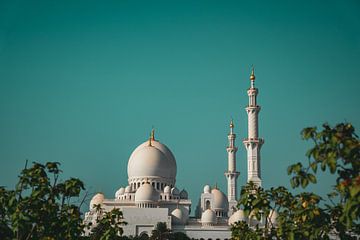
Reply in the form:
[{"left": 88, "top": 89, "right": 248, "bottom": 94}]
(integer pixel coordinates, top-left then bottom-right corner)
[
  {"left": 243, "top": 69, "right": 263, "bottom": 187},
  {"left": 225, "top": 121, "right": 239, "bottom": 212}
]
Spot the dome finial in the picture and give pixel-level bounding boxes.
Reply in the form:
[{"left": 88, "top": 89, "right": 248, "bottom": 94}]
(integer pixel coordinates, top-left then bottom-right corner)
[
  {"left": 151, "top": 127, "right": 155, "bottom": 141},
  {"left": 229, "top": 118, "right": 234, "bottom": 134},
  {"left": 250, "top": 66, "right": 255, "bottom": 81},
  {"left": 148, "top": 127, "right": 155, "bottom": 146}
]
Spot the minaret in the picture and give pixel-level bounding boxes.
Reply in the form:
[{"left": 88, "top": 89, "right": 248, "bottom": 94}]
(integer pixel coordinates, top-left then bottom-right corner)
[
  {"left": 243, "top": 68, "right": 264, "bottom": 187},
  {"left": 224, "top": 119, "right": 240, "bottom": 212}
]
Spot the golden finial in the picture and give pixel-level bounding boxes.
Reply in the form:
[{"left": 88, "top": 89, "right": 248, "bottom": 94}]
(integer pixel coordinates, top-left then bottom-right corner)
[
  {"left": 148, "top": 132, "right": 152, "bottom": 147},
  {"left": 230, "top": 119, "right": 234, "bottom": 129},
  {"left": 151, "top": 128, "right": 155, "bottom": 141},
  {"left": 250, "top": 67, "right": 255, "bottom": 81}
]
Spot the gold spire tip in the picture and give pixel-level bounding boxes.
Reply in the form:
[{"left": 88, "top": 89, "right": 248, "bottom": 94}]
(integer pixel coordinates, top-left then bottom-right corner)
[
  {"left": 151, "top": 128, "right": 155, "bottom": 141},
  {"left": 230, "top": 119, "right": 234, "bottom": 128},
  {"left": 250, "top": 67, "right": 255, "bottom": 81}
]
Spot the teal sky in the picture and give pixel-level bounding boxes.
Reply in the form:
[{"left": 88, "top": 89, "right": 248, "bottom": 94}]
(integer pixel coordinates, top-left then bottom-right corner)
[{"left": 1, "top": 0, "right": 359, "bottom": 212}]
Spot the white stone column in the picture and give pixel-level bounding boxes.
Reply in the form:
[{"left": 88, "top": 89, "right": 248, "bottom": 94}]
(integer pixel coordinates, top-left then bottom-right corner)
[
  {"left": 224, "top": 120, "right": 239, "bottom": 214},
  {"left": 243, "top": 68, "right": 264, "bottom": 187}
]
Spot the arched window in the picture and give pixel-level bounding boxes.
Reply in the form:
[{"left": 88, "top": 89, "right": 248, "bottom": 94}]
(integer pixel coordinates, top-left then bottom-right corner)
[{"left": 205, "top": 200, "right": 210, "bottom": 209}]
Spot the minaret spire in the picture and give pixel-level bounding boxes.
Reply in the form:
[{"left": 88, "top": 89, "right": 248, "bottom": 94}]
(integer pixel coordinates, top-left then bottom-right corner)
[
  {"left": 224, "top": 119, "right": 240, "bottom": 214},
  {"left": 148, "top": 128, "right": 155, "bottom": 146},
  {"left": 243, "top": 67, "right": 264, "bottom": 187},
  {"left": 151, "top": 128, "right": 155, "bottom": 141}
]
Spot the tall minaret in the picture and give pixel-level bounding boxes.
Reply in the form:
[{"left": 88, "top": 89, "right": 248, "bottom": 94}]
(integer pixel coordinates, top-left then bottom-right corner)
[
  {"left": 224, "top": 119, "right": 240, "bottom": 212},
  {"left": 243, "top": 68, "right": 264, "bottom": 187}
]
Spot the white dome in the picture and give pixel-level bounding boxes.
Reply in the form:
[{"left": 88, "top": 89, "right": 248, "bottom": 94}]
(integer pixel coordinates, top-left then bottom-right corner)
[
  {"left": 171, "top": 208, "right": 186, "bottom": 225},
  {"left": 164, "top": 186, "right": 171, "bottom": 194},
  {"left": 128, "top": 140, "right": 177, "bottom": 181},
  {"left": 125, "top": 186, "right": 131, "bottom": 193},
  {"left": 115, "top": 187, "right": 125, "bottom": 198},
  {"left": 171, "top": 187, "right": 180, "bottom": 195},
  {"left": 179, "top": 189, "right": 188, "bottom": 199},
  {"left": 211, "top": 189, "right": 229, "bottom": 211},
  {"left": 90, "top": 193, "right": 105, "bottom": 210},
  {"left": 135, "top": 183, "right": 159, "bottom": 203},
  {"left": 201, "top": 209, "right": 216, "bottom": 225},
  {"left": 228, "top": 210, "right": 247, "bottom": 225},
  {"left": 203, "top": 185, "right": 211, "bottom": 193},
  {"left": 268, "top": 210, "right": 278, "bottom": 226}
]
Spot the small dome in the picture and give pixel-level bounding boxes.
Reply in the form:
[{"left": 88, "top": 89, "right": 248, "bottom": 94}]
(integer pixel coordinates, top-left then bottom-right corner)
[
  {"left": 90, "top": 193, "right": 105, "bottom": 210},
  {"left": 203, "top": 185, "right": 211, "bottom": 193},
  {"left": 249, "top": 210, "right": 260, "bottom": 225},
  {"left": 171, "top": 208, "right": 186, "bottom": 225},
  {"left": 201, "top": 209, "right": 216, "bottom": 226},
  {"left": 135, "top": 183, "right": 159, "bottom": 203},
  {"left": 228, "top": 210, "right": 247, "bottom": 225},
  {"left": 164, "top": 186, "right": 171, "bottom": 194},
  {"left": 211, "top": 189, "right": 229, "bottom": 211},
  {"left": 267, "top": 210, "right": 278, "bottom": 226},
  {"left": 179, "top": 189, "right": 188, "bottom": 199},
  {"left": 125, "top": 186, "right": 131, "bottom": 193},
  {"left": 115, "top": 187, "right": 125, "bottom": 198},
  {"left": 171, "top": 187, "right": 180, "bottom": 195}
]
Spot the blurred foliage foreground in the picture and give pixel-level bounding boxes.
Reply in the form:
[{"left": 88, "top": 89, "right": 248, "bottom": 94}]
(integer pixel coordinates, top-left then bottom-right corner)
[
  {"left": 0, "top": 160, "right": 126, "bottom": 240},
  {"left": 0, "top": 123, "right": 358, "bottom": 240},
  {"left": 231, "top": 123, "right": 359, "bottom": 240}
]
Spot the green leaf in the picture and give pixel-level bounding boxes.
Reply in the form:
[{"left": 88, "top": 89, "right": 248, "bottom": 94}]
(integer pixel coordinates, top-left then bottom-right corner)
[
  {"left": 349, "top": 185, "right": 360, "bottom": 197},
  {"left": 301, "top": 177, "right": 309, "bottom": 188},
  {"left": 287, "top": 166, "right": 293, "bottom": 175},
  {"left": 310, "top": 162, "right": 317, "bottom": 173},
  {"left": 308, "top": 174, "right": 317, "bottom": 184},
  {"left": 290, "top": 178, "right": 296, "bottom": 188}
]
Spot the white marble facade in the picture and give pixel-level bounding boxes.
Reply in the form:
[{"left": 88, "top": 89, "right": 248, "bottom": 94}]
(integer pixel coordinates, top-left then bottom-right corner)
[{"left": 84, "top": 70, "right": 269, "bottom": 239}]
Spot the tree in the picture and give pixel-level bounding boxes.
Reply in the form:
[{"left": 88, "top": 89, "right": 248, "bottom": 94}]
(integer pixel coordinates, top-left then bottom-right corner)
[
  {"left": 231, "top": 123, "right": 360, "bottom": 239},
  {"left": 150, "top": 222, "right": 170, "bottom": 240},
  {"left": 0, "top": 161, "right": 85, "bottom": 240},
  {"left": 88, "top": 204, "right": 127, "bottom": 240},
  {"left": 149, "top": 222, "right": 190, "bottom": 240},
  {"left": 0, "top": 161, "right": 127, "bottom": 240}
]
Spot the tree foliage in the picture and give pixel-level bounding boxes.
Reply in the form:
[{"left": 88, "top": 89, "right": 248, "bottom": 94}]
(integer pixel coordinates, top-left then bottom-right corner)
[
  {"left": 88, "top": 204, "right": 127, "bottom": 240},
  {"left": 232, "top": 123, "right": 360, "bottom": 240},
  {"left": 0, "top": 161, "right": 126, "bottom": 240},
  {"left": 149, "top": 222, "right": 190, "bottom": 240},
  {"left": 0, "top": 161, "right": 85, "bottom": 239}
]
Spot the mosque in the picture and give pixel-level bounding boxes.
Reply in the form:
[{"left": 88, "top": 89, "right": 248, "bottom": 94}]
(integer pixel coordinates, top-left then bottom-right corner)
[{"left": 83, "top": 69, "right": 273, "bottom": 239}]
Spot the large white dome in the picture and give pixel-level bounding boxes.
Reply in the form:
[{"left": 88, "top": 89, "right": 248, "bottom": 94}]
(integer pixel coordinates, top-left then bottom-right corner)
[{"left": 127, "top": 139, "right": 177, "bottom": 181}]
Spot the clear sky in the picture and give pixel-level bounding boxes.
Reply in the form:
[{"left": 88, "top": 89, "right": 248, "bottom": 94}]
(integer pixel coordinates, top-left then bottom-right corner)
[{"left": 0, "top": 0, "right": 359, "bottom": 213}]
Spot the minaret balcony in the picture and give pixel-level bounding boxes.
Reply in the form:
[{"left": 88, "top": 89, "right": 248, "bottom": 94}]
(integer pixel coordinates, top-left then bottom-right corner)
[{"left": 242, "top": 138, "right": 264, "bottom": 144}]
